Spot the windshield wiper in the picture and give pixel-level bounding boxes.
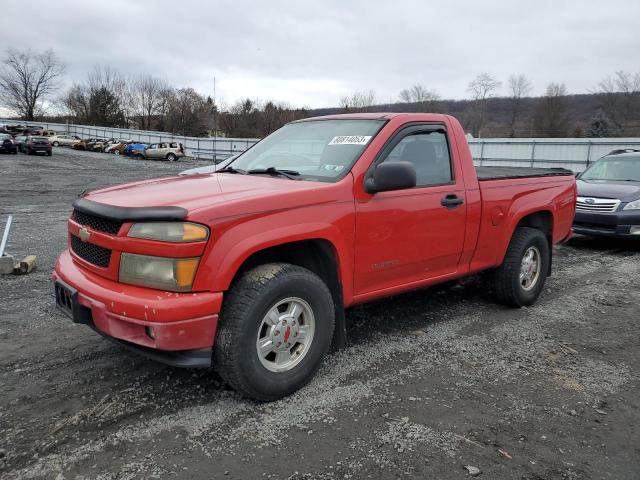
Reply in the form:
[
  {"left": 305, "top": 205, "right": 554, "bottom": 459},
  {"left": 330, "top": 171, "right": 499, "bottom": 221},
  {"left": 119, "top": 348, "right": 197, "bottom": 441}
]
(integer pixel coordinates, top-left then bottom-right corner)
[
  {"left": 246, "top": 167, "right": 301, "bottom": 180},
  {"left": 218, "top": 166, "right": 247, "bottom": 174}
]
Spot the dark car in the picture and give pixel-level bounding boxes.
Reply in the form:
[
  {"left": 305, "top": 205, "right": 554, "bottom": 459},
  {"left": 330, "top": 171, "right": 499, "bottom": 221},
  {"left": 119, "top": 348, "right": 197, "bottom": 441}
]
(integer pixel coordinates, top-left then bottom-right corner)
[
  {"left": 573, "top": 150, "right": 640, "bottom": 238},
  {"left": 23, "top": 136, "right": 52, "bottom": 156},
  {"left": 0, "top": 133, "right": 18, "bottom": 154}
]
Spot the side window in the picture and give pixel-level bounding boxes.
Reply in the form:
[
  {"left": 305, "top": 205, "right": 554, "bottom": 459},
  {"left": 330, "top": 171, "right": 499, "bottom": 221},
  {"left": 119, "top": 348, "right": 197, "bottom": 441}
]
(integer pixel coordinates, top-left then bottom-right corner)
[
  {"left": 382, "top": 131, "right": 452, "bottom": 187},
  {"left": 170, "top": 142, "right": 177, "bottom": 148}
]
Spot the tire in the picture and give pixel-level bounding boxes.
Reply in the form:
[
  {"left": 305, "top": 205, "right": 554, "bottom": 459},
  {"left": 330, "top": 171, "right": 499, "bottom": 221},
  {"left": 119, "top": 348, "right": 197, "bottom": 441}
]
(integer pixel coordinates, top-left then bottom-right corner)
[
  {"left": 492, "top": 227, "right": 550, "bottom": 308},
  {"left": 26, "top": 148, "right": 32, "bottom": 155},
  {"left": 52, "top": 141, "right": 59, "bottom": 147},
  {"left": 166, "top": 153, "right": 177, "bottom": 162},
  {"left": 137, "top": 153, "right": 145, "bottom": 160},
  {"left": 47, "top": 150, "right": 52, "bottom": 156},
  {"left": 214, "top": 263, "right": 335, "bottom": 401},
  {"left": 114, "top": 150, "right": 120, "bottom": 155}
]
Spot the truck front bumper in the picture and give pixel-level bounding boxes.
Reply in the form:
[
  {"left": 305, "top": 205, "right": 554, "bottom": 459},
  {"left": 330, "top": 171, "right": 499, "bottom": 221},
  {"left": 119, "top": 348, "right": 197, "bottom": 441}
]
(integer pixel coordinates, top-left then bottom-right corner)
[
  {"left": 53, "top": 249, "right": 222, "bottom": 367},
  {"left": 573, "top": 210, "right": 640, "bottom": 238}
]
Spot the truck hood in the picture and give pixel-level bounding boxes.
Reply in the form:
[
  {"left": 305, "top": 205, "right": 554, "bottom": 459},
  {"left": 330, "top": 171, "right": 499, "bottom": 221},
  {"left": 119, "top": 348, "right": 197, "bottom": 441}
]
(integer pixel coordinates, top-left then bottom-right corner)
[
  {"left": 84, "top": 172, "right": 344, "bottom": 218},
  {"left": 577, "top": 179, "right": 640, "bottom": 202}
]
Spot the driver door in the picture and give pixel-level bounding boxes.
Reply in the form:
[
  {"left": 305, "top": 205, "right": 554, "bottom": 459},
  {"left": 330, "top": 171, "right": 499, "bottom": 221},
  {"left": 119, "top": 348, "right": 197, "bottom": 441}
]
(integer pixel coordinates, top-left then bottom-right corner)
[{"left": 354, "top": 125, "right": 467, "bottom": 295}]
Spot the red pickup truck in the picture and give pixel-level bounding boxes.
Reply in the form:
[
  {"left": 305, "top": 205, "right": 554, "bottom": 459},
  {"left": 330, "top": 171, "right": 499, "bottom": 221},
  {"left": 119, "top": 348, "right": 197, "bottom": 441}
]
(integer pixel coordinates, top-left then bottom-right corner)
[{"left": 54, "top": 113, "right": 576, "bottom": 400}]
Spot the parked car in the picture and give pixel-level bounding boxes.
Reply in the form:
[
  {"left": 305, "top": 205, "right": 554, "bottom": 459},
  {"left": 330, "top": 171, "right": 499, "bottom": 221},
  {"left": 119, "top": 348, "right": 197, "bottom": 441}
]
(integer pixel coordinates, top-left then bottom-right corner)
[
  {"left": 40, "top": 129, "right": 57, "bottom": 137},
  {"left": 14, "top": 135, "right": 28, "bottom": 152},
  {"left": 5, "top": 125, "right": 26, "bottom": 135},
  {"left": 54, "top": 113, "right": 576, "bottom": 401},
  {"left": 24, "top": 136, "right": 52, "bottom": 156},
  {"left": 49, "top": 134, "right": 81, "bottom": 147},
  {"left": 142, "top": 141, "right": 185, "bottom": 161},
  {"left": 0, "top": 133, "right": 18, "bottom": 154},
  {"left": 104, "top": 140, "right": 131, "bottom": 153},
  {"left": 22, "top": 126, "right": 45, "bottom": 136},
  {"left": 73, "top": 138, "right": 104, "bottom": 151},
  {"left": 573, "top": 149, "right": 640, "bottom": 238},
  {"left": 122, "top": 143, "right": 149, "bottom": 157}
]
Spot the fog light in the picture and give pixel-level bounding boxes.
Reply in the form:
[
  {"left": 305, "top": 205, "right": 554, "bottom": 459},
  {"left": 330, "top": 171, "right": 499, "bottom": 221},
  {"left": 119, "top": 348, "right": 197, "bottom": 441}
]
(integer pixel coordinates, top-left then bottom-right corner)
[
  {"left": 145, "top": 326, "right": 155, "bottom": 339},
  {"left": 630, "top": 226, "right": 640, "bottom": 235}
]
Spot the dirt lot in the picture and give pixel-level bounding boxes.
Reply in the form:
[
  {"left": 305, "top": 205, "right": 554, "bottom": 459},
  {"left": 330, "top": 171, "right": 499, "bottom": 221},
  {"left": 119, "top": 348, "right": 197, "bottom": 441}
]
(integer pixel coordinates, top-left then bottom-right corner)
[{"left": 0, "top": 148, "right": 639, "bottom": 480}]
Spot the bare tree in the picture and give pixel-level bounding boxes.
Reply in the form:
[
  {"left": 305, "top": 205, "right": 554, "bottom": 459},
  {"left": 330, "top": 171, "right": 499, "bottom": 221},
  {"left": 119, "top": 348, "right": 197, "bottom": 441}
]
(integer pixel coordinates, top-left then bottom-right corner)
[
  {"left": 0, "top": 48, "right": 64, "bottom": 120},
  {"left": 533, "top": 82, "right": 569, "bottom": 137},
  {"left": 60, "top": 66, "right": 128, "bottom": 127},
  {"left": 132, "top": 75, "right": 170, "bottom": 129},
  {"left": 506, "top": 74, "right": 532, "bottom": 137},
  {"left": 593, "top": 71, "right": 640, "bottom": 134},
  {"left": 467, "top": 73, "right": 500, "bottom": 137},
  {"left": 339, "top": 90, "right": 376, "bottom": 112},
  {"left": 398, "top": 85, "right": 440, "bottom": 111}
]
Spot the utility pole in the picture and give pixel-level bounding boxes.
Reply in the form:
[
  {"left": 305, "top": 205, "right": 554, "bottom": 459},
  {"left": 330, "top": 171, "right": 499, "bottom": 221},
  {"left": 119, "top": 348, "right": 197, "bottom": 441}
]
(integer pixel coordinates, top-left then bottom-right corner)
[{"left": 212, "top": 76, "right": 216, "bottom": 138}]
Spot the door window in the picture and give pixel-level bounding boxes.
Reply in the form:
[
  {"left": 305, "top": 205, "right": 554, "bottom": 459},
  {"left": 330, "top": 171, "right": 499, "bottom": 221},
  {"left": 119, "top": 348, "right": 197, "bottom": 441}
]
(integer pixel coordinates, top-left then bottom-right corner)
[{"left": 381, "top": 131, "right": 452, "bottom": 187}]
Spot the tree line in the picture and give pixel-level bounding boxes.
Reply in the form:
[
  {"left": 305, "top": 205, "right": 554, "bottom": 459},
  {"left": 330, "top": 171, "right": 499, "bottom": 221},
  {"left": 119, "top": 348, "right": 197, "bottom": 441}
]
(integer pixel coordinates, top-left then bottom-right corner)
[{"left": 1, "top": 47, "right": 639, "bottom": 139}]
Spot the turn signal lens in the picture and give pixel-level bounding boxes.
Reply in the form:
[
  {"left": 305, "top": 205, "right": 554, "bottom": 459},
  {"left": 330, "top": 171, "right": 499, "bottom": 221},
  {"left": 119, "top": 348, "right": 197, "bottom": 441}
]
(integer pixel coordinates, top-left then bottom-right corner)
[
  {"left": 175, "top": 258, "right": 200, "bottom": 289},
  {"left": 128, "top": 222, "right": 209, "bottom": 242}
]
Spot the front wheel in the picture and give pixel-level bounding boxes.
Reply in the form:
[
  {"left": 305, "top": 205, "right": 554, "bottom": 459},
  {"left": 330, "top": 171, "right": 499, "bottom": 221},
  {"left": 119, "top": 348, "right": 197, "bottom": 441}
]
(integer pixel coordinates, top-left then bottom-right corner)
[
  {"left": 214, "top": 263, "right": 335, "bottom": 401},
  {"left": 493, "top": 227, "right": 550, "bottom": 307},
  {"left": 52, "top": 141, "right": 59, "bottom": 147}
]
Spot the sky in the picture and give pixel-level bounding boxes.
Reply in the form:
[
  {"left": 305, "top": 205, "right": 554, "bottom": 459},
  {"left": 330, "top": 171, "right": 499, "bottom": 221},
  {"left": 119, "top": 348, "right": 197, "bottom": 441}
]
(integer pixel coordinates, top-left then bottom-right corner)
[{"left": 2, "top": 0, "right": 640, "bottom": 110}]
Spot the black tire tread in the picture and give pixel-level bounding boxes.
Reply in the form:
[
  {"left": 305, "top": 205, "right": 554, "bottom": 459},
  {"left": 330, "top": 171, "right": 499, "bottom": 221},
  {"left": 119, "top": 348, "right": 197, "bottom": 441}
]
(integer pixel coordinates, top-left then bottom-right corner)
[
  {"left": 214, "top": 263, "right": 334, "bottom": 401},
  {"left": 493, "top": 227, "right": 548, "bottom": 307}
]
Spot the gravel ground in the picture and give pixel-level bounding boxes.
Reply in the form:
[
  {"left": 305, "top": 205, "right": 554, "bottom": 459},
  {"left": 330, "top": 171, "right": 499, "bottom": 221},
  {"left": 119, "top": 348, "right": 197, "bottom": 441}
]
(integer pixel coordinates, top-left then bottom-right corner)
[{"left": 0, "top": 148, "right": 639, "bottom": 480}]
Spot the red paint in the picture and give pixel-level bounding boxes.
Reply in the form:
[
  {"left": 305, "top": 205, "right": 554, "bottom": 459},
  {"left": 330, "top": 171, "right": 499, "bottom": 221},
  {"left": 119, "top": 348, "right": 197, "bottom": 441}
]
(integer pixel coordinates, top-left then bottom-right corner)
[
  {"left": 54, "top": 113, "right": 576, "bottom": 354},
  {"left": 284, "top": 326, "right": 291, "bottom": 343}
]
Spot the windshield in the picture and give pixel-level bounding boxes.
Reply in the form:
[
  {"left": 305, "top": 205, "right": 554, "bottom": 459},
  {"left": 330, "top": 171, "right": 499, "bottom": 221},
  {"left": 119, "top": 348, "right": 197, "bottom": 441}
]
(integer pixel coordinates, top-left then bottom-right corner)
[
  {"left": 581, "top": 156, "right": 640, "bottom": 182},
  {"left": 227, "top": 119, "right": 385, "bottom": 181}
]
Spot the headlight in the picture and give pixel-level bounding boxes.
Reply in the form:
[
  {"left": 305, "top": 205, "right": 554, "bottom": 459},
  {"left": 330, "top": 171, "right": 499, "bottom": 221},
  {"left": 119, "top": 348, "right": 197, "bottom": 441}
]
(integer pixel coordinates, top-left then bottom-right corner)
[
  {"left": 128, "top": 222, "right": 209, "bottom": 242},
  {"left": 623, "top": 199, "right": 640, "bottom": 210},
  {"left": 119, "top": 253, "right": 200, "bottom": 292}
]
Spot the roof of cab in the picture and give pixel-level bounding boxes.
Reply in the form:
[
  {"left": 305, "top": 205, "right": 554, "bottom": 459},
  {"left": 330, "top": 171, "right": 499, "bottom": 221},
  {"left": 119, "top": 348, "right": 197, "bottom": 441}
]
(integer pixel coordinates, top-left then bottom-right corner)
[{"left": 293, "top": 112, "right": 447, "bottom": 122}]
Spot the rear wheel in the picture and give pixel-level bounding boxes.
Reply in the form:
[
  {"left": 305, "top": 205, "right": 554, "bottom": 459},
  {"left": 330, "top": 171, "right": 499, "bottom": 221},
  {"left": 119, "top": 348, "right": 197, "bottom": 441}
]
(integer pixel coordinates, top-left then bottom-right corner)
[
  {"left": 493, "top": 227, "right": 550, "bottom": 307},
  {"left": 136, "top": 153, "right": 145, "bottom": 160},
  {"left": 166, "top": 153, "right": 177, "bottom": 161},
  {"left": 214, "top": 263, "right": 335, "bottom": 401}
]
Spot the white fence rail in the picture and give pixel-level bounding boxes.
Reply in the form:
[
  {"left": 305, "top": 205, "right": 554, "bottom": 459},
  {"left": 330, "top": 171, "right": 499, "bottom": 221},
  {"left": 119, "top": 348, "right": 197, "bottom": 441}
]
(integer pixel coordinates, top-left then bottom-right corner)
[
  {"left": 468, "top": 138, "right": 640, "bottom": 172},
  {"left": 0, "top": 119, "right": 259, "bottom": 161},
  {"left": 3, "top": 119, "right": 640, "bottom": 170}
]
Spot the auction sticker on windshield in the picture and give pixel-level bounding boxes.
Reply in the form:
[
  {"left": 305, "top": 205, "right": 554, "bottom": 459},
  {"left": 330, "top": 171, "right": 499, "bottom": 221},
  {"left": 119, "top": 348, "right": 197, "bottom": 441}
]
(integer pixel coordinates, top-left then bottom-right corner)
[{"left": 328, "top": 135, "right": 372, "bottom": 145}]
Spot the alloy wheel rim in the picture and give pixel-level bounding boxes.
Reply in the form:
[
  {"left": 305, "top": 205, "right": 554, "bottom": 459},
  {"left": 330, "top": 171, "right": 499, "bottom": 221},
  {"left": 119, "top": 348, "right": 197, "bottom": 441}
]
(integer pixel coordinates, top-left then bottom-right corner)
[
  {"left": 256, "top": 297, "right": 315, "bottom": 373},
  {"left": 519, "top": 246, "right": 541, "bottom": 291}
]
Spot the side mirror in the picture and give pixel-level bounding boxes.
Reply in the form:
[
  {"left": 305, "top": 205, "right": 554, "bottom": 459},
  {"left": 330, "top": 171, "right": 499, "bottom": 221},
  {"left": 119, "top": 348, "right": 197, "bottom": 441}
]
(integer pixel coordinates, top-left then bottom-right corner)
[{"left": 365, "top": 161, "right": 417, "bottom": 193}]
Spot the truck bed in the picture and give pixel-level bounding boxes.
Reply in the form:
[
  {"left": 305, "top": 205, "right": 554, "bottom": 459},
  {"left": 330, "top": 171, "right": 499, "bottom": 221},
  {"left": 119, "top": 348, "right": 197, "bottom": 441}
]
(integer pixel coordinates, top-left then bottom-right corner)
[{"left": 475, "top": 166, "right": 574, "bottom": 181}]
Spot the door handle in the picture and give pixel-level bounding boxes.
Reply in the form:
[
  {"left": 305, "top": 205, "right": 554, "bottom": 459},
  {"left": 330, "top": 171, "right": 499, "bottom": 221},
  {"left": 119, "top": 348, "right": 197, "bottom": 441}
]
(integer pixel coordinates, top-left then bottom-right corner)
[{"left": 441, "top": 194, "right": 464, "bottom": 209}]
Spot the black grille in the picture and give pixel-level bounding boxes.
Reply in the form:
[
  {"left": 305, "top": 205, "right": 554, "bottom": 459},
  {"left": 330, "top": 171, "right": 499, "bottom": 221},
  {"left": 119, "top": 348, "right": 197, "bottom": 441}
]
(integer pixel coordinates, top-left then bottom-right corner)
[
  {"left": 72, "top": 209, "right": 122, "bottom": 235},
  {"left": 70, "top": 234, "right": 112, "bottom": 268}
]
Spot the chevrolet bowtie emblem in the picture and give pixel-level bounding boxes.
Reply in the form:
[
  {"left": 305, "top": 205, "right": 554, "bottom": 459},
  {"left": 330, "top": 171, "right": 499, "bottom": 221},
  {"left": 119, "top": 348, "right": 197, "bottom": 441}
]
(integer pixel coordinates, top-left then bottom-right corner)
[{"left": 79, "top": 227, "right": 91, "bottom": 242}]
